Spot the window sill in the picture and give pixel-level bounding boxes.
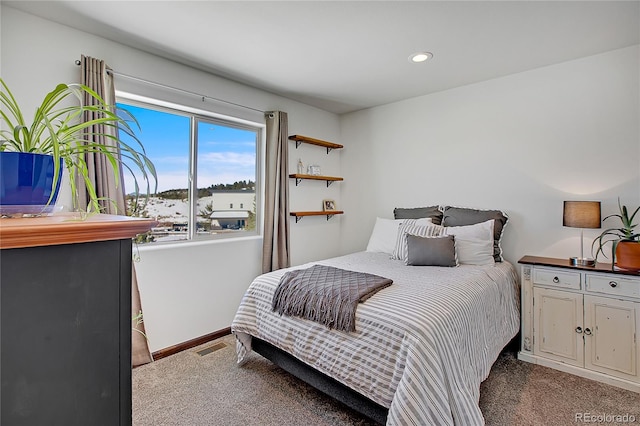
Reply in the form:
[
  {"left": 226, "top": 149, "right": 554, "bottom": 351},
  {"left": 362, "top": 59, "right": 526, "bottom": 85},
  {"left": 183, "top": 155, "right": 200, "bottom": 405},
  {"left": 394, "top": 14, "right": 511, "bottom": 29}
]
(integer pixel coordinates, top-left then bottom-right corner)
[{"left": 135, "top": 233, "right": 262, "bottom": 252}]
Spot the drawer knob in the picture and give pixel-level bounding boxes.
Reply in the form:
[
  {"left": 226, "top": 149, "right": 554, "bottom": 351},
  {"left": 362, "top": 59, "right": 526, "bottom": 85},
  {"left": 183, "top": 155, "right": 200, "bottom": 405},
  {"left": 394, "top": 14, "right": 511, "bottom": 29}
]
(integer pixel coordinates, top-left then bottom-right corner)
[
  {"left": 552, "top": 276, "right": 560, "bottom": 284},
  {"left": 575, "top": 326, "right": 583, "bottom": 334},
  {"left": 609, "top": 281, "right": 618, "bottom": 288},
  {"left": 584, "top": 328, "right": 592, "bottom": 336}
]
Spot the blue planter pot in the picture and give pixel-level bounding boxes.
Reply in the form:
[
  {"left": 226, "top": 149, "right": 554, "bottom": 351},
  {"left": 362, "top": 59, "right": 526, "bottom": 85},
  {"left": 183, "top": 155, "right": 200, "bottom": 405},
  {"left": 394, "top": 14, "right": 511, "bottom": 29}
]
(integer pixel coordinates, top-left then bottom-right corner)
[{"left": 0, "top": 152, "right": 63, "bottom": 215}]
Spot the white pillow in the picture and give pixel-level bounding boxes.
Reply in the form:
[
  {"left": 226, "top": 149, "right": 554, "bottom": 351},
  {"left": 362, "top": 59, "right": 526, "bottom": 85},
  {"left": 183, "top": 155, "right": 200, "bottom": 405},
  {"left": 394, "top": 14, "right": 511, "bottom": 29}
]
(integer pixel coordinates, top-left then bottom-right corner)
[
  {"left": 391, "top": 221, "right": 443, "bottom": 260},
  {"left": 366, "top": 217, "right": 432, "bottom": 255},
  {"left": 442, "top": 219, "right": 495, "bottom": 265}
]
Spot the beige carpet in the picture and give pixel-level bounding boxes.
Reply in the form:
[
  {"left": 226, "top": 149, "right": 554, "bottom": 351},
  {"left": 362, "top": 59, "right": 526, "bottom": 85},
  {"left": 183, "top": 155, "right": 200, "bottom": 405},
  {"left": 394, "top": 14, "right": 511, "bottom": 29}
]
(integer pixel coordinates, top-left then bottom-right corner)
[{"left": 133, "top": 335, "right": 640, "bottom": 425}]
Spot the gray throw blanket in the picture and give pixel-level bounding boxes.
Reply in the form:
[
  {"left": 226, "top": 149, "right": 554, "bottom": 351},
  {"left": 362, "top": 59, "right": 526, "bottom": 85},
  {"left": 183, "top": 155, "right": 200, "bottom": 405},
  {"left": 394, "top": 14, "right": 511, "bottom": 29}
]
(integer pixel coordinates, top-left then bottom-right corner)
[{"left": 272, "top": 264, "right": 393, "bottom": 332}]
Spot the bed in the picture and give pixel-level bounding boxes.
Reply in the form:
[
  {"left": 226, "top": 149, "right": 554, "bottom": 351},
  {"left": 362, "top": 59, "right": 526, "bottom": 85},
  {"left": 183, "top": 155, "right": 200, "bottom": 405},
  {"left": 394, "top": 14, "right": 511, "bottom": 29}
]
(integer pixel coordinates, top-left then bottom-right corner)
[{"left": 232, "top": 208, "right": 520, "bottom": 425}]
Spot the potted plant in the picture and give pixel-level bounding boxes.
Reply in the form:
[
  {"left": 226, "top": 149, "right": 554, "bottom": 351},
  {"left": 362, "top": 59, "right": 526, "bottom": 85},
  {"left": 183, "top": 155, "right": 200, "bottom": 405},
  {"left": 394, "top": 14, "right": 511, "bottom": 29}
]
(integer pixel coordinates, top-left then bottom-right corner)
[
  {"left": 0, "top": 77, "right": 155, "bottom": 214},
  {"left": 592, "top": 198, "right": 640, "bottom": 271}
]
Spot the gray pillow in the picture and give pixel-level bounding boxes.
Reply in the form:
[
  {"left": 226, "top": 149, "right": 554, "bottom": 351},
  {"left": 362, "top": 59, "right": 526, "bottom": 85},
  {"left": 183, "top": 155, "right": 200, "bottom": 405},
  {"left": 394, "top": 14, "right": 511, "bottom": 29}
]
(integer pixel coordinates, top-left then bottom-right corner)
[
  {"left": 405, "top": 234, "right": 457, "bottom": 267},
  {"left": 394, "top": 206, "right": 443, "bottom": 225},
  {"left": 441, "top": 206, "right": 508, "bottom": 262}
]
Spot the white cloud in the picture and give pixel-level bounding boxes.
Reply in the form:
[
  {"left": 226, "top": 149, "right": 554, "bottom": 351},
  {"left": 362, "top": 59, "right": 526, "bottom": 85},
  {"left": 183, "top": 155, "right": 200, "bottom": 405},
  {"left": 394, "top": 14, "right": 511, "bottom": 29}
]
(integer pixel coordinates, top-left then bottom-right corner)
[{"left": 198, "top": 152, "right": 255, "bottom": 167}]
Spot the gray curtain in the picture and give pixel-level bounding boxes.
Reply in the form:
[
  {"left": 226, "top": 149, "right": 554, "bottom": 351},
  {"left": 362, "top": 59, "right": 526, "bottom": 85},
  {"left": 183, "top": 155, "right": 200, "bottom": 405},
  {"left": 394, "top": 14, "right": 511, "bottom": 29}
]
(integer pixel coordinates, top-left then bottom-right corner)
[
  {"left": 78, "top": 55, "right": 125, "bottom": 214},
  {"left": 262, "top": 111, "right": 290, "bottom": 273},
  {"left": 80, "top": 55, "right": 153, "bottom": 367}
]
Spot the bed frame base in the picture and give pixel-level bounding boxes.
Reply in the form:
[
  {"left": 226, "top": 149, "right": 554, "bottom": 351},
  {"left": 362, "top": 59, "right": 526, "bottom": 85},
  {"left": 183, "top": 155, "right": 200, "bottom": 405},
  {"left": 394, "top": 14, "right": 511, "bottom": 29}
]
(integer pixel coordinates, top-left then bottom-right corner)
[
  {"left": 252, "top": 337, "right": 388, "bottom": 425},
  {"left": 252, "top": 333, "right": 520, "bottom": 425}
]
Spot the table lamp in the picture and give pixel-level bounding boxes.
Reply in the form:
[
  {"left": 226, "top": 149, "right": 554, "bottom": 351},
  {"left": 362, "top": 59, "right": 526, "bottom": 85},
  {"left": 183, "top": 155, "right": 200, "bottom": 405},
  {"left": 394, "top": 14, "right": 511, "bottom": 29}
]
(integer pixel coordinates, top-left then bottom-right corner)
[{"left": 563, "top": 201, "right": 601, "bottom": 266}]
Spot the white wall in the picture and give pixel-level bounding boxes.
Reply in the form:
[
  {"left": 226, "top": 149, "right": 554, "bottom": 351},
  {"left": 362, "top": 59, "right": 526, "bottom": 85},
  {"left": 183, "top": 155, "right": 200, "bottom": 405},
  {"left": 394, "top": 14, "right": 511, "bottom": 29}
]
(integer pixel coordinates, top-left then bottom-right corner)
[
  {"left": 5, "top": 5, "right": 639, "bottom": 352},
  {"left": 1, "top": 6, "right": 342, "bottom": 351},
  {"left": 339, "top": 45, "right": 640, "bottom": 266}
]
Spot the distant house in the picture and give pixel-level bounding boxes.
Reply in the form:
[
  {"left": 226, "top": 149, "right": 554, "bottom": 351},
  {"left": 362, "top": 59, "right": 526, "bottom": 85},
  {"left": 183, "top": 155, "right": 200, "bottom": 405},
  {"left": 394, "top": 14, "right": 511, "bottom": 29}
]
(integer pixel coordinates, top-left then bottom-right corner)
[{"left": 201, "top": 190, "right": 255, "bottom": 230}]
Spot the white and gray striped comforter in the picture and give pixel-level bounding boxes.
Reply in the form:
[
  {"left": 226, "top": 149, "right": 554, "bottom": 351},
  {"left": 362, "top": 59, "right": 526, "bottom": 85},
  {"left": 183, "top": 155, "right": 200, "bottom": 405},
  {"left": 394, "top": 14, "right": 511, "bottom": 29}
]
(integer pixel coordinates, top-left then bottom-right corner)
[{"left": 232, "top": 251, "right": 520, "bottom": 425}]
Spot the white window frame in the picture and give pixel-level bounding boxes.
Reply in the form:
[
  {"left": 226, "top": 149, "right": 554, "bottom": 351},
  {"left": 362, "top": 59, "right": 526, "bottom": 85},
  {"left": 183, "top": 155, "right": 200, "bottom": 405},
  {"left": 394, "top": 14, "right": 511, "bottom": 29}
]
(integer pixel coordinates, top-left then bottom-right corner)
[{"left": 116, "top": 91, "right": 265, "bottom": 245}]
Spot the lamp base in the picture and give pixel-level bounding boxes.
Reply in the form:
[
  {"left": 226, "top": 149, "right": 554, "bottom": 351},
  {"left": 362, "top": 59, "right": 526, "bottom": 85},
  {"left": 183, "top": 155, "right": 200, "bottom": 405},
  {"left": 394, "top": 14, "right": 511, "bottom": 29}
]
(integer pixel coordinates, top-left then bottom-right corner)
[{"left": 570, "top": 257, "right": 596, "bottom": 267}]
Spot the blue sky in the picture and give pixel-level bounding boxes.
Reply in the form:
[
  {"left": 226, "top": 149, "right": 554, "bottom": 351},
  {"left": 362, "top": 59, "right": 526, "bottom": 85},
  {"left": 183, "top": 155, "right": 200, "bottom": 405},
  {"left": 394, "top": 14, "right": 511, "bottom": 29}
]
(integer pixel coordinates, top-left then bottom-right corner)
[{"left": 117, "top": 103, "right": 256, "bottom": 193}]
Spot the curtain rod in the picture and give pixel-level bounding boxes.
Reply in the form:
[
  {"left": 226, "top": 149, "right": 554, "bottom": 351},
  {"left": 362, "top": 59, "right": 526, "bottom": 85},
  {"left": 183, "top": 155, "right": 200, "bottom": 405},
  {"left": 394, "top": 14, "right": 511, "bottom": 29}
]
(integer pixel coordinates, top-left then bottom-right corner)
[{"left": 74, "top": 60, "right": 265, "bottom": 114}]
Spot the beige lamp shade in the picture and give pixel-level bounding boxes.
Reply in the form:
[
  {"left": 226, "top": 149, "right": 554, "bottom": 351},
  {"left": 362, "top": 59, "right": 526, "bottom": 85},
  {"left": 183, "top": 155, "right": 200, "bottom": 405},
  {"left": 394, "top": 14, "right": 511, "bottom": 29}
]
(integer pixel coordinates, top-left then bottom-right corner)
[{"left": 563, "top": 201, "right": 601, "bottom": 229}]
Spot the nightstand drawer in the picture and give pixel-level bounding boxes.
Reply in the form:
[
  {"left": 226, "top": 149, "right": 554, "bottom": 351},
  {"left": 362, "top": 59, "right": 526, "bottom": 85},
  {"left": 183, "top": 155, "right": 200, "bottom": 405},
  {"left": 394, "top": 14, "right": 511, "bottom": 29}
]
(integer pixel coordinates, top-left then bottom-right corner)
[
  {"left": 533, "top": 268, "right": 581, "bottom": 290},
  {"left": 585, "top": 274, "right": 640, "bottom": 299}
]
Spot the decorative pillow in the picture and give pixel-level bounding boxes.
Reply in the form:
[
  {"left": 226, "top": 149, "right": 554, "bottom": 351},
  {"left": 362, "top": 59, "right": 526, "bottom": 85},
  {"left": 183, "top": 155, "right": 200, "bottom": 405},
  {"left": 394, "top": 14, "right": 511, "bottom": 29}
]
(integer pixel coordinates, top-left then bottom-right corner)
[
  {"left": 405, "top": 234, "right": 458, "bottom": 267},
  {"left": 453, "top": 237, "right": 494, "bottom": 266},
  {"left": 392, "top": 222, "right": 443, "bottom": 260},
  {"left": 366, "top": 217, "right": 432, "bottom": 255},
  {"left": 441, "top": 206, "right": 508, "bottom": 262},
  {"left": 441, "top": 219, "right": 495, "bottom": 265},
  {"left": 393, "top": 206, "right": 443, "bottom": 225}
]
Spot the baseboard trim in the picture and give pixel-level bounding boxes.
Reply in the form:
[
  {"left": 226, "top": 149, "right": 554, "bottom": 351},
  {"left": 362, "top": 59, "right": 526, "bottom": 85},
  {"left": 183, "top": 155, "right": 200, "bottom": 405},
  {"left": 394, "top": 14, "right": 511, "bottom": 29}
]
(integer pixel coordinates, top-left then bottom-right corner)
[
  {"left": 151, "top": 327, "right": 232, "bottom": 361},
  {"left": 518, "top": 351, "right": 640, "bottom": 393}
]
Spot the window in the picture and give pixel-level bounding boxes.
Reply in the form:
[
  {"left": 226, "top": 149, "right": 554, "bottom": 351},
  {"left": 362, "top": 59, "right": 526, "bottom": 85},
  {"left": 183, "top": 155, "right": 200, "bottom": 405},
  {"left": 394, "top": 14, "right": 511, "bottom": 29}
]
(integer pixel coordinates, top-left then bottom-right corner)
[{"left": 117, "top": 98, "right": 261, "bottom": 244}]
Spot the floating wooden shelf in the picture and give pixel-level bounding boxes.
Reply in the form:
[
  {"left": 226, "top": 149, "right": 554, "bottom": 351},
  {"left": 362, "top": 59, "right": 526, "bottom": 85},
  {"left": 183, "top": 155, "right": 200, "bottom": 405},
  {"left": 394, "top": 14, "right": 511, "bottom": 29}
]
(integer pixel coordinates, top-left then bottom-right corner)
[
  {"left": 289, "top": 173, "right": 343, "bottom": 187},
  {"left": 289, "top": 135, "right": 343, "bottom": 153},
  {"left": 290, "top": 210, "right": 344, "bottom": 223},
  {"left": 289, "top": 135, "right": 344, "bottom": 223}
]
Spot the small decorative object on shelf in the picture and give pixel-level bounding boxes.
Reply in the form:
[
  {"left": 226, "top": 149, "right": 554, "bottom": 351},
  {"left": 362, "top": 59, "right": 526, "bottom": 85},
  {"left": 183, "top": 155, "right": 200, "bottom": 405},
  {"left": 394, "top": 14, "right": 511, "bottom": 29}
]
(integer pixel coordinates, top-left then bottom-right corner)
[
  {"left": 323, "top": 199, "right": 336, "bottom": 211},
  {"left": 308, "top": 164, "right": 321, "bottom": 176},
  {"left": 297, "top": 158, "right": 305, "bottom": 174}
]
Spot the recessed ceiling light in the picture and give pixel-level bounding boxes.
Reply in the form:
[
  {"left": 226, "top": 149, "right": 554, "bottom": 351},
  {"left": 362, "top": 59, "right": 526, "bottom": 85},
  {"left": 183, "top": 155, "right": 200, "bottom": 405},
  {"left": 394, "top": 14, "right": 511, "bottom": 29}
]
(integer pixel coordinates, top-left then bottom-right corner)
[{"left": 409, "top": 52, "right": 433, "bottom": 63}]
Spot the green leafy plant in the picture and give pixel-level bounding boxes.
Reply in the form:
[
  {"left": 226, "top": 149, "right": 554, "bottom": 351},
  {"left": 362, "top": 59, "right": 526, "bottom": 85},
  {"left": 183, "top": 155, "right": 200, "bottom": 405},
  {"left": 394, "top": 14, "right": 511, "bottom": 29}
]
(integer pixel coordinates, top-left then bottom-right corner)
[
  {"left": 0, "top": 77, "right": 156, "bottom": 212},
  {"left": 591, "top": 198, "right": 640, "bottom": 262},
  {"left": 132, "top": 310, "right": 148, "bottom": 340}
]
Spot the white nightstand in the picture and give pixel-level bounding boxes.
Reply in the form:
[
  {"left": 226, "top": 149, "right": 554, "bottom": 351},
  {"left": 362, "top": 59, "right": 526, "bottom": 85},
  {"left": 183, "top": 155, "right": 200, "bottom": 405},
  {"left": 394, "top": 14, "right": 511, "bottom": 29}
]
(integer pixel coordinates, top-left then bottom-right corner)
[{"left": 518, "top": 255, "right": 640, "bottom": 393}]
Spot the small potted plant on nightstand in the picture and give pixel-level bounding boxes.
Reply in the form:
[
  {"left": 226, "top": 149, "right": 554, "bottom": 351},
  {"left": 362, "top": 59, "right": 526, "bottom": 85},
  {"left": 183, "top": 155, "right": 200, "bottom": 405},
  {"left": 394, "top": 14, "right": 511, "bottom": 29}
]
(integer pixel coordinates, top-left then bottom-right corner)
[{"left": 592, "top": 198, "right": 640, "bottom": 271}]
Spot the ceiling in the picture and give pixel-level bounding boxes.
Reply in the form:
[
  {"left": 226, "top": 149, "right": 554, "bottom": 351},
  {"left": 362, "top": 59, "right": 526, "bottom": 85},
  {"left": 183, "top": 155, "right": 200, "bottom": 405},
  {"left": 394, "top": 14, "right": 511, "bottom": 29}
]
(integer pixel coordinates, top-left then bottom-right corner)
[{"left": 5, "top": 1, "right": 640, "bottom": 114}]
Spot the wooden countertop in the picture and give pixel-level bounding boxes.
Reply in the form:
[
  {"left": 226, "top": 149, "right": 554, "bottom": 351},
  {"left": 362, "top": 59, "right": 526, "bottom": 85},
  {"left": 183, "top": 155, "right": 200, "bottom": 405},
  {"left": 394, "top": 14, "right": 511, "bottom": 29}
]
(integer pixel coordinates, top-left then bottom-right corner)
[
  {"left": 0, "top": 213, "right": 157, "bottom": 249},
  {"left": 518, "top": 255, "right": 639, "bottom": 276}
]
